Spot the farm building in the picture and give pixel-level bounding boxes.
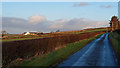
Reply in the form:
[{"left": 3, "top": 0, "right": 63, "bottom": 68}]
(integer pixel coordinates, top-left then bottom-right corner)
[{"left": 24, "top": 32, "right": 43, "bottom": 35}]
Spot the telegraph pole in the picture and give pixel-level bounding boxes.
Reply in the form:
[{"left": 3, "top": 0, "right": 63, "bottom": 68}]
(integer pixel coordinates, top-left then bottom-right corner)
[{"left": 118, "top": 1, "right": 120, "bottom": 21}]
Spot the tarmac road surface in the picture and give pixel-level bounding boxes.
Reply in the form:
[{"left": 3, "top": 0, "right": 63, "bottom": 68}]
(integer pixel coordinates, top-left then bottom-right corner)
[{"left": 58, "top": 33, "right": 118, "bottom": 66}]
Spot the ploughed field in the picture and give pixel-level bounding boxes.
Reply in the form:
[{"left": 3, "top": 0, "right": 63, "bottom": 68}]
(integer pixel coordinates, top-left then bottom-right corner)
[{"left": 2, "top": 28, "right": 106, "bottom": 67}]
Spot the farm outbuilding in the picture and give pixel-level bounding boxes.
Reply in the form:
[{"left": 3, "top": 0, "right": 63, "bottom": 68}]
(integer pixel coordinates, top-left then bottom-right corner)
[{"left": 24, "top": 32, "right": 43, "bottom": 35}]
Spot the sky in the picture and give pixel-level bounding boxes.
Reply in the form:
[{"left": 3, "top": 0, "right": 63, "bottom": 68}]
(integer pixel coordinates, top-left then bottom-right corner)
[{"left": 2, "top": 2, "right": 118, "bottom": 34}]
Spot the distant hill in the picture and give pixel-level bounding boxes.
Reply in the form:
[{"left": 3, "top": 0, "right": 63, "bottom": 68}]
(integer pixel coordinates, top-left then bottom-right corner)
[{"left": 54, "top": 27, "right": 106, "bottom": 34}]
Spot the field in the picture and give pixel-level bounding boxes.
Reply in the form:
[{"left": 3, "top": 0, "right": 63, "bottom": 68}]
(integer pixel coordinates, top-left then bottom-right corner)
[
  {"left": 2, "top": 28, "right": 106, "bottom": 67},
  {"left": 56, "top": 28, "right": 106, "bottom": 34},
  {"left": 109, "top": 29, "right": 120, "bottom": 64},
  {"left": 2, "top": 28, "right": 106, "bottom": 42}
]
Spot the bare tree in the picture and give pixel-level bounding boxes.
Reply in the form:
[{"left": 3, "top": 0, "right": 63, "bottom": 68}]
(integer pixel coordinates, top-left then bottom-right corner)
[
  {"left": 50, "top": 31, "right": 54, "bottom": 33},
  {"left": 56, "top": 30, "right": 60, "bottom": 32},
  {"left": 1, "top": 30, "right": 7, "bottom": 34}
]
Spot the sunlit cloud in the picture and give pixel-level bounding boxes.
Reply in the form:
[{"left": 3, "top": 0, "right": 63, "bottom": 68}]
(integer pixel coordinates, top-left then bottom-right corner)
[
  {"left": 28, "top": 15, "right": 46, "bottom": 24},
  {"left": 100, "top": 5, "right": 113, "bottom": 8},
  {"left": 73, "top": 2, "right": 89, "bottom": 7}
]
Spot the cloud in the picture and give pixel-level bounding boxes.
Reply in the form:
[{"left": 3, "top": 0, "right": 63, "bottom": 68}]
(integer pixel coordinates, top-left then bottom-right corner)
[
  {"left": 100, "top": 5, "right": 112, "bottom": 8},
  {"left": 2, "top": 17, "right": 28, "bottom": 28},
  {"left": 50, "top": 19, "right": 68, "bottom": 29},
  {"left": 28, "top": 15, "right": 46, "bottom": 24},
  {"left": 73, "top": 2, "right": 89, "bottom": 7},
  {"left": 2, "top": 17, "right": 31, "bottom": 33},
  {"left": 49, "top": 18, "right": 107, "bottom": 31},
  {"left": 2, "top": 17, "right": 108, "bottom": 34}
]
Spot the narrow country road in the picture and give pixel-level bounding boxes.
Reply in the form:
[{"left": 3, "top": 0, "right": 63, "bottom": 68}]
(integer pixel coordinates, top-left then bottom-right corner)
[{"left": 58, "top": 33, "right": 118, "bottom": 66}]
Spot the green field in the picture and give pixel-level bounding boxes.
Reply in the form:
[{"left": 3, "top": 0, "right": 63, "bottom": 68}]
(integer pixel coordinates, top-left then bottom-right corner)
[
  {"left": 16, "top": 34, "right": 102, "bottom": 67},
  {"left": 2, "top": 34, "right": 54, "bottom": 42},
  {"left": 2, "top": 37, "right": 42, "bottom": 42}
]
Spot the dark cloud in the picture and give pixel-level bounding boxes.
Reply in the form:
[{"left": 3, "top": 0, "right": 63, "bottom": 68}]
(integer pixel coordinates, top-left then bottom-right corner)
[
  {"left": 2, "top": 17, "right": 108, "bottom": 34},
  {"left": 2, "top": 17, "right": 28, "bottom": 28},
  {"left": 2, "top": 17, "right": 30, "bottom": 33},
  {"left": 100, "top": 5, "right": 112, "bottom": 8},
  {"left": 73, "top": 2, "right": 89, "bottom": 7}
]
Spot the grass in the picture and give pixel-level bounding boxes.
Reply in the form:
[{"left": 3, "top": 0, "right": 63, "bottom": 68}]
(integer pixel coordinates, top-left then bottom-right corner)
[
  {"left": 2, "top": 34, "right": 54, "bottom": 42},
  {"left": 2, "top": 35, "right": 40, "bottom": 39},
  {"left": 18, "top": 33, "right": 103, "bottom": 67},
  {"left": 109, "top": 31, "right": 120, "bottom": 63},
  {"left": 109, "top": 32, "right": 120, "bottom": 54}
]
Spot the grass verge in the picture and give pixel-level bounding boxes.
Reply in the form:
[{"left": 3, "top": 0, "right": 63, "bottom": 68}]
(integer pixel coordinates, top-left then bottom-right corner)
[
  {"left": 109, "top": 31, "right": 120, "bottom": 64},
  {"left": 16, "top": 33, "right": 103, "bottom": 67}
]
